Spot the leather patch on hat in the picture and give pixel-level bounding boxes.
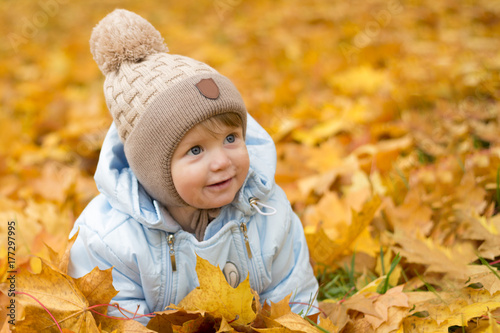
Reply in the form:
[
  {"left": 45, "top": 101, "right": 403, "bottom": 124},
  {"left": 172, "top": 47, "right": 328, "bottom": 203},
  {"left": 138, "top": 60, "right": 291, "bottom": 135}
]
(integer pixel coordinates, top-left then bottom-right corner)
[{"left": 195, "top": 78, "right": 220, "bottom": 99}]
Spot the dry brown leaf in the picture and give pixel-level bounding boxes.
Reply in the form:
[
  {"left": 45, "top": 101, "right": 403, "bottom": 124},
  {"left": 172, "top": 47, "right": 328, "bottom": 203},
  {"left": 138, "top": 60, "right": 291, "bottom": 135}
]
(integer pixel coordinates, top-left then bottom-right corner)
[
  {"left": 273, "top": 312, "right": 320, "bottom": 333},
  {"left": 253, "top": 327, "right": 296, "bottom": 333},
  {"left": 318, "top": 302, "right": 350, "bottom": 332},
  {"left": 363, "top": 286, "right": 409, "bottom": 331},
  {"left": 353, "top": 135, "right": 413, "bottom": 173},
  {"left": 463, "top": 213, "right": 500, "bottom": 260},
  {"left": 217, "top": 317, "right": 237, "bottom": 332},
  {"left": 383, "top": 186, "right": 434, "bottom": 236},
  {"left": 406, "top": 288, "right": 500, "bottom": 330},
  {"left": 148, "top": 307, "right": 202, "bottom": 328},
  {"left": 466, "top": 265, "right": 500, "bottom": 295},
  {"left": 97, "top": 316, "right": 156, "bottom": 333},
  {"left": 391, "top": 231, "right": 477, "bottom": 280}
]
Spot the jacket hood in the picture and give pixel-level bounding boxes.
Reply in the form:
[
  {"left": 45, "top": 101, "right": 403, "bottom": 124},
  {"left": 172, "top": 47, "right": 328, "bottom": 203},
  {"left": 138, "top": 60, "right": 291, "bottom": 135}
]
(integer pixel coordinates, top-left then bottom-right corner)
[{"left": 93, "top": 113, "right": 277, "bottom": 233}]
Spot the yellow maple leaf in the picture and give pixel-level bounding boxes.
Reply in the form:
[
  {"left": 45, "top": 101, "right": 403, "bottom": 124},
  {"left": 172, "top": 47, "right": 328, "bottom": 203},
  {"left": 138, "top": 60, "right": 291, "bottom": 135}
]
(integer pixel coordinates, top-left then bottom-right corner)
[
  {"left": 178, "top": 254, "right": 256, "bottom": 325},
  {"left": 3, "top": 260, "right": 99, "bottom": 332},
  {"left": 485, "top": 311, "right": 500, "bottom": 333},
  {"left": 405, "top": 289, "right": 500, "bottom": 332},
  {"left": 306, "top": 195, "right": 381, "bottom": 269},
  {"left": 0, "top": 253, "right": 152, "bottom": 332},
  {"left": 444, "top": 290, "right": 500, "bottom": 328}
]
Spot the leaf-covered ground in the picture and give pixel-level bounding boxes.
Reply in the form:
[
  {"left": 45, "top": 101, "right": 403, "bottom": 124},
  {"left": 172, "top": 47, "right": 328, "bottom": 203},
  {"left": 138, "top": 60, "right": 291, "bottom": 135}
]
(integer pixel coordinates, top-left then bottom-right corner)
[{"left": 1, "top": 0, "right": 500, "bottom": 332}]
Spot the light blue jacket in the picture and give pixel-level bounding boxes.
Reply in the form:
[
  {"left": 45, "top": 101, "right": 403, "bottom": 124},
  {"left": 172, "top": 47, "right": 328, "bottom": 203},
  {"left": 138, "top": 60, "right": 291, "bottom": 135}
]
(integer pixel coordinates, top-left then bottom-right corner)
[{"left": 68, "top": 114, "right": 319, "bottom": 324}]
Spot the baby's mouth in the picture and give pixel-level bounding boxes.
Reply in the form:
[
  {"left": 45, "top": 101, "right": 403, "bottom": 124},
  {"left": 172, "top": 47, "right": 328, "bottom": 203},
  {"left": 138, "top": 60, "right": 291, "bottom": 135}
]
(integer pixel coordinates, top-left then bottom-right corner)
[{"left": 207, "top": 178, "right": 232, "bottom": 188}]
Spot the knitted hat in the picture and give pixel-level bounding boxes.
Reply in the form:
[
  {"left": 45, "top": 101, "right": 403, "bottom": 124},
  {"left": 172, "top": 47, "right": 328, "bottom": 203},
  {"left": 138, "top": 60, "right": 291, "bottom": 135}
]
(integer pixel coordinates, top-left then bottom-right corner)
[{"left": 90, "top": 9, "right": 248, "bottom": 208}]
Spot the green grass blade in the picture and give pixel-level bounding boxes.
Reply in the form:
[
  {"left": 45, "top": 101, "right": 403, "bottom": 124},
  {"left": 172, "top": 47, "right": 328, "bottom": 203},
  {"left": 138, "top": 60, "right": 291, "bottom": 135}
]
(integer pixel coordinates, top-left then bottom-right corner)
[{"left": 478, "top": 255, "right": 500, "bottom": 281}]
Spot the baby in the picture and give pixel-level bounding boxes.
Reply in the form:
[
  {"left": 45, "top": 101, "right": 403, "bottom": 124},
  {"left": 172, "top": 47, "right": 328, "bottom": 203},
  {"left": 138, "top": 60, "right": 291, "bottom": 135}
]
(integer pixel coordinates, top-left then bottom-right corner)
[{"left": 68, "top": 9, "right": 318, "bottom": 325}]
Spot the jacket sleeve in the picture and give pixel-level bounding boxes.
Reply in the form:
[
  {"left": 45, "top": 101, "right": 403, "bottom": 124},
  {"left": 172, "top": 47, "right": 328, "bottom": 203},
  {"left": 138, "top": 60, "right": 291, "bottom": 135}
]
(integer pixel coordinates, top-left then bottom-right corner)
[
  {"left": 68, "top": 220, "right": 153, "bottom": 326},
  {"left": 258, "top": 200, "right": 319, "bottom": 316}
]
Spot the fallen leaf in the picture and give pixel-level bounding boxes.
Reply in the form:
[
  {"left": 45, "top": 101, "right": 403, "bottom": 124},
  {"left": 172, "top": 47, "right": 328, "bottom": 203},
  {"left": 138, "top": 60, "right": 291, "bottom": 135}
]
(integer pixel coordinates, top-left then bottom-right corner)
[
  {"left": 405, "top": 289, "right": 500, "bottom": 331},
  {"left": 363, "top": 286, "right": 409, "bottom": 331},
  {"left": 74, "top": 266, "right": 117, "bottom": 317},
  {"left": 463, "top": 213, "right": 500, "bottom": 260},
  {"left": 146, "top": 308, "right": 199, "bottom": 331},
  {"left": 318, "top": 316, "right": 339, "bottom": 333},
  {"left": 270, "top": 312, "right": 320, "bottom": 333},
  {"left": 306, "top": 195, "right": 381, "bottom": 269},
  {"left": 384, "top": 186, "right": 433, "bottom": 236},
  {"left": 466, "top": 265, "right": 500, "bottom": 295},
  {"left": 178, "top": 254, "right": 256, "bottom": 325},
  {"left": 46, "top": 229, "right": 79, "bottom": 275},
  {"left": 97, "top": 314, "right": 156, "bottom": 333},
  {"left": 391, "top": 231, "right": 477, "bottom": 280},
  {"left": 9, "top": 260, "right": 99, "bottom": 332}
]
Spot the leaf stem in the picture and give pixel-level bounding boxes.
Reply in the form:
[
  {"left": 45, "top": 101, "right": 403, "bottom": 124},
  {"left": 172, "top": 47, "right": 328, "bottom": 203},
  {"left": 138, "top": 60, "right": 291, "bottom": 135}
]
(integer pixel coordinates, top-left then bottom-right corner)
[
  {"left": 87, "top": 303, "right": 156, "bottom": 319},
  {"left": 489, "top": 258, "right": 500, "bottom": 266},
  {"left": 15, "top": 291, "right": 63, "bottom": 333}
]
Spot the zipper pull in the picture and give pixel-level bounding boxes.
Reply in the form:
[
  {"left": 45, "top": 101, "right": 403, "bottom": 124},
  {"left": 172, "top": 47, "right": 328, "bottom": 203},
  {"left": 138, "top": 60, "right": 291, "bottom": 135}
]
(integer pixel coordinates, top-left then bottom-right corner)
[
  {"left": 168, "top": 234, "right": 177, "bottom": 272},
  {"left": 240, "top": 223, "right": 253, "bottom": 259},
  {"left": 249, "top": 197, "right": 277, "bottom": 216}
]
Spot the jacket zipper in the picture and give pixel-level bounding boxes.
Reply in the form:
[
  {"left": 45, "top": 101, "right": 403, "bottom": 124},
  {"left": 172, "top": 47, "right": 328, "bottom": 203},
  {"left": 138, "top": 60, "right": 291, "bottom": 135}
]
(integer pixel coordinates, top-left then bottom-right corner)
[
  {"left": 240, "top": 223, "right": 253, "bottom": 259},
  {"left": 168, "top": 234, "right": 177, "bottom": 272},
  {"left": 240, "top": 221, "right": 263, "bottom": 292}
]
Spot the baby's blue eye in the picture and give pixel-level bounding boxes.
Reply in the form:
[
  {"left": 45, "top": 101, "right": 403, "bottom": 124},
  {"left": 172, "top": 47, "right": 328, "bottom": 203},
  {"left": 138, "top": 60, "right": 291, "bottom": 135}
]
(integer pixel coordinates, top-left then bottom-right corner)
[
  {"left": 225, "top": 134, "right": 236, "bottom": 144},
  {"left": 188, "top": 146, "right": 202, "bottom": 155}
]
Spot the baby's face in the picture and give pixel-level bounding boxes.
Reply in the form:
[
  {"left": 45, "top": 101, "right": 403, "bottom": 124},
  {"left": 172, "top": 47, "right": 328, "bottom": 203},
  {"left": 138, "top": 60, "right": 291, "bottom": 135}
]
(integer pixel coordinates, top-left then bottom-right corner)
[{"left": 171, "top": 122, "right": 249, "bottom": 209}]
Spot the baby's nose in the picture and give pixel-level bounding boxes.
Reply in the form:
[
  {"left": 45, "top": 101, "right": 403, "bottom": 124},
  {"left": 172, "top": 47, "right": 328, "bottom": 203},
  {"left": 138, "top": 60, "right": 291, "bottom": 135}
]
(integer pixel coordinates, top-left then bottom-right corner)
[{"left": 209, "top": 149, "right": 231, "bottom": 171}]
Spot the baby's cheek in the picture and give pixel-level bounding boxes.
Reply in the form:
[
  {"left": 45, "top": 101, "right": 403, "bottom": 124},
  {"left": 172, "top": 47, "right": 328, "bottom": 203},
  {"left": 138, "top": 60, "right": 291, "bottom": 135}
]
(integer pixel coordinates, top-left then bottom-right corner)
[
  {"left": 240, "top": 150, "right": 250, "bottom": 172},
  {"left": 172, "top": 163, "right": 197, "bottom": 195}
]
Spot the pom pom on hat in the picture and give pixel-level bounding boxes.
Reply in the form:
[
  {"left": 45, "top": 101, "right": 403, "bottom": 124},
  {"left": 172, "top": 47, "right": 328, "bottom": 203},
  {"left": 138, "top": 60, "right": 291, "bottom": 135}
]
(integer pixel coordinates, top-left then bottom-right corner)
[{"left": 90, "top": 9, "right": 168, "bottom": 75}]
